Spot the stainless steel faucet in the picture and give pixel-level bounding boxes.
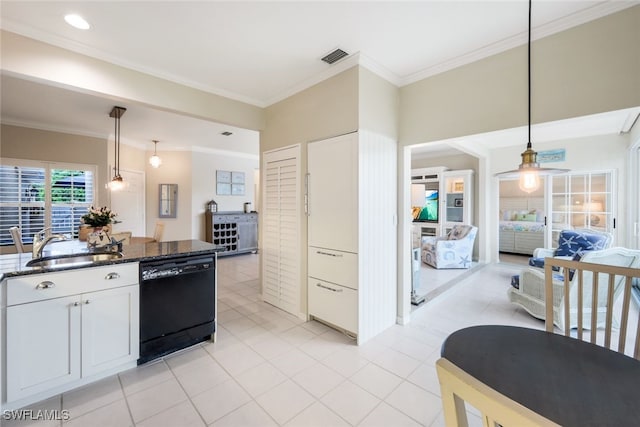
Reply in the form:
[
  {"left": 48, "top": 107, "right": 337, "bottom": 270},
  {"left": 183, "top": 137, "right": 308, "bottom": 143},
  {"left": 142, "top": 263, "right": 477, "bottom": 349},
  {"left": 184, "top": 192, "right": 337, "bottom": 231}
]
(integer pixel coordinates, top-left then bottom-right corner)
[{"left": 32, "top": 228, "right": 68, "bottom": 259}]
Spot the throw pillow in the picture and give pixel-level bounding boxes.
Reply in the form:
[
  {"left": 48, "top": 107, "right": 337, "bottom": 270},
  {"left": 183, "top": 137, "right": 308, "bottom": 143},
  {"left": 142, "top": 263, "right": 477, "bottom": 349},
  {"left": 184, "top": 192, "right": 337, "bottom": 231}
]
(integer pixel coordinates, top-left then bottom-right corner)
[{"left": 555, "top": 230, "right": 608, "bottom": 258}]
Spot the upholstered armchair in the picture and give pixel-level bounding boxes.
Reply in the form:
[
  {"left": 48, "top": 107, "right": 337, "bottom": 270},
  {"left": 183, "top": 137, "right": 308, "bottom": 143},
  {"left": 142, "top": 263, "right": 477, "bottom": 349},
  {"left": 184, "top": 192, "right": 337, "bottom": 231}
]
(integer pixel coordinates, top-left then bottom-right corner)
[
  {"left": 421, "top": 225, "right": 477, "bottom": 269},
  {"left": 528, "top": 228, "right": 612, "bottom": 269},
  {"left": 509, "top": 247, "right": 640, "bottom": 330}
]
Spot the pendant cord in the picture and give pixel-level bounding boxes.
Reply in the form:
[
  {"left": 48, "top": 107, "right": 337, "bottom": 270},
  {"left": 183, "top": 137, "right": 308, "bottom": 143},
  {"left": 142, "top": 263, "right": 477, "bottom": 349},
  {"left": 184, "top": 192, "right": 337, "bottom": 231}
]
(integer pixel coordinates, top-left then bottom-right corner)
[
  {"left": 114, "top": 112, "right": 119, "bottom": 176},
  {"left": 527, "top": 0, "right": 532, "bottom": 148}
]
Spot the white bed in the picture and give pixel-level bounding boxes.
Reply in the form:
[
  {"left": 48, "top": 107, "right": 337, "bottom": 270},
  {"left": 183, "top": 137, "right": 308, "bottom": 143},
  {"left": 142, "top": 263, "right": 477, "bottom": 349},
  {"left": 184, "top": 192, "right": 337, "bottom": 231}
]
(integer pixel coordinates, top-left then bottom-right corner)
[{"left": 499, "top": 197, "right": 545, "bottom": 255}]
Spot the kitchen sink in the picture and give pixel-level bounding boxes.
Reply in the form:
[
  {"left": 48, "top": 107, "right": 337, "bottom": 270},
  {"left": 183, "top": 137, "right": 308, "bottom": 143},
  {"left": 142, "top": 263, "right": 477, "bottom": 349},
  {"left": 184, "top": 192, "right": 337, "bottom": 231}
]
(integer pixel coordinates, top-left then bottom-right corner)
[{"left": 26, "top": 252, "right": 123, "bottom": 268}]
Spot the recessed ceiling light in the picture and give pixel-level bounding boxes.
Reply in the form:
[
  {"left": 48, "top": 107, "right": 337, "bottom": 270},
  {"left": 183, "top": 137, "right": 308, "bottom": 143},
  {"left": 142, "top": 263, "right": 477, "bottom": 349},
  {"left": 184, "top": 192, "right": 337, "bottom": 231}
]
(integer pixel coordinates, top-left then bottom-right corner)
[{"left": 64, "top": 14, "right": 91, "bottom": 30}]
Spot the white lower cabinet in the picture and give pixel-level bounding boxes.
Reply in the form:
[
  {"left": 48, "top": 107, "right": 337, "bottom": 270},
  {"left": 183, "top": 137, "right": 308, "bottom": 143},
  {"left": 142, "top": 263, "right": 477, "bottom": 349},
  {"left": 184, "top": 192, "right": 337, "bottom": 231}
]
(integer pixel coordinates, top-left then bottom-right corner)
[
  {"left": 6, "top": 295, "right": 81, "bottom": 401},
  {"left": 81, "top": 286, "right": 139, "bottom": 377},
  {"left": 308, "top": 278, "right": 357, "bottom": 333},
  {"left": 4, "top": 264, "right": 139, "bottom": 404}
]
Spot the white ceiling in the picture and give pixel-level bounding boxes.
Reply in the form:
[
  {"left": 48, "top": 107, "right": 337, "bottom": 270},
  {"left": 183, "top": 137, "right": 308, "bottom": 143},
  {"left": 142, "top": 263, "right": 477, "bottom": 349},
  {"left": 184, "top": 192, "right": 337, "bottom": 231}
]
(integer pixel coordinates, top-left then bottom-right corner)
[{"left": 0, "top": 1, "right": 637, "bottom": 154}]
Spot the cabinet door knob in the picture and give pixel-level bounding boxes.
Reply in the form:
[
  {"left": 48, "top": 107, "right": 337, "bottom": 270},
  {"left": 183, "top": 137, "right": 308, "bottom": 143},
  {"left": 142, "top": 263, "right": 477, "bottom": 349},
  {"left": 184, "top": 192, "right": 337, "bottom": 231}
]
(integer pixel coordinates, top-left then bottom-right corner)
[
  {"left": 35, "top": 281, "right": 55, "bottom": 289},
  {"left": 105, "top": 272, "right": 120, "bottom": 280},
  {"left": 73, "top": 301, "right": 80, "bottom": 307},
  {"left": 84, "top": 300, "right": 91, "bottom": 304}
]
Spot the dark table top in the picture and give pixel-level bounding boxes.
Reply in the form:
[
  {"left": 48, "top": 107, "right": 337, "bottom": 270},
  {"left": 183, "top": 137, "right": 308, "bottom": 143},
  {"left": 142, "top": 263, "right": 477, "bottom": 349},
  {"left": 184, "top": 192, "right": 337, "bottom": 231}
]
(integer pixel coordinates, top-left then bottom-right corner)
[
  {"left": 441, "top": 325, "right": 640, "bottom": 427},
  {"left": 0, "top": 239, "right": 223, "bottom": 280}
]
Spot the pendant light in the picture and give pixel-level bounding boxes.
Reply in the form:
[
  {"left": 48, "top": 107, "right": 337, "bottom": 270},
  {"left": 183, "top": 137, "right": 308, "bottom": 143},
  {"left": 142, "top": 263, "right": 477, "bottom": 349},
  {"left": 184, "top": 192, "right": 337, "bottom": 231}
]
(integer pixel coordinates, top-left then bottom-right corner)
[
  {"left": 107, "top": 106, "right": 127, "bottom": 191},
  {"left": 149, "top": 140, "right": 162, "bottom": 168},
  {"left": 495, "top": 0, "right": 568, "bottom": 193}
]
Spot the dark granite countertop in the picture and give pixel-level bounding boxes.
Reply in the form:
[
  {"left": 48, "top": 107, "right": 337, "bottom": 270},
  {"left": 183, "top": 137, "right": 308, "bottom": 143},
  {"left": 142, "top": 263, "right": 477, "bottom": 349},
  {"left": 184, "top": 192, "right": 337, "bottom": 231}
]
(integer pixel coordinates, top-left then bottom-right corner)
[{"left": 0, "top": 239, "right": 224, "bottom": 280}]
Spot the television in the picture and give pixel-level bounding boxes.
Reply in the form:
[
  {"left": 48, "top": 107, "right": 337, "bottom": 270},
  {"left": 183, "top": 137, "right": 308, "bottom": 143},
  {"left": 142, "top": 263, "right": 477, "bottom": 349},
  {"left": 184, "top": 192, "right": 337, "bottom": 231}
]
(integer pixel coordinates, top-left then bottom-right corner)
[{"left": 418, "top": 190, "right": 439, "bottom": 222}]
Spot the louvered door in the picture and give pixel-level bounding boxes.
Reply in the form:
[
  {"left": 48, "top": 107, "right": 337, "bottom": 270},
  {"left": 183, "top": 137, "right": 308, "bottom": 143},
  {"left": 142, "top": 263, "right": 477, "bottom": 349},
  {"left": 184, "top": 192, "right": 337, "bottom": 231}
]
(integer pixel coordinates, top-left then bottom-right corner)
[{"left": 262, "top": 145, "right": 301, "bottom": 316}]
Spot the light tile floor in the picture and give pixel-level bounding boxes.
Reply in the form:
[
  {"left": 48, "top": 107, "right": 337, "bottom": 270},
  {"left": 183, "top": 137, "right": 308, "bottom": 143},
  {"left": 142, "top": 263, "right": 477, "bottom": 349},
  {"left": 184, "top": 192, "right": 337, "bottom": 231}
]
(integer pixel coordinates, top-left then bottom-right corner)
[{"left": 6, "top": 254, "right": 546, "bottom": 427}]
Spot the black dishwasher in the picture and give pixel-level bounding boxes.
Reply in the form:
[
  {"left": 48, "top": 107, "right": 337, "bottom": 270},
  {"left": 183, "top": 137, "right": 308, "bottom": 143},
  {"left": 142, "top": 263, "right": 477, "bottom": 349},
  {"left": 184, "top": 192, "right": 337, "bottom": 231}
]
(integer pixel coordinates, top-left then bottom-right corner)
[{"left": 139, "top": 255, "right": 216, "bottom": 364}]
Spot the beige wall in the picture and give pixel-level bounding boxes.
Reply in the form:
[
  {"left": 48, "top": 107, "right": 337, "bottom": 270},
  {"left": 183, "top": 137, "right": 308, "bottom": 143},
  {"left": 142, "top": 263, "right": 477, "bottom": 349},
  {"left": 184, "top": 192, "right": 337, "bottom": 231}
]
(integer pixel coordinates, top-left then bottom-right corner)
[
  {"left": 191, "top": 151, "right": 259, "bottom": 241},
  {"left": 262, "top": 66, "right": 359, "bottom": 152},
  {"left": 0, "top": 31, "right": 265, "bottom": 132},
  {"left": 358, "top": 67, "right": 400, "bottom": 140},
  {"left": 144, "top": 150, "right": 193, "bottom": 241},
  {"left": 1, "top": 124, "right": 110, "bottom": 205},
  {"left": 412, "top": 153, "right": 478, "bottom": 171},
  {"left": 399, "top": 6, "right": 640, "bottom": 147}
]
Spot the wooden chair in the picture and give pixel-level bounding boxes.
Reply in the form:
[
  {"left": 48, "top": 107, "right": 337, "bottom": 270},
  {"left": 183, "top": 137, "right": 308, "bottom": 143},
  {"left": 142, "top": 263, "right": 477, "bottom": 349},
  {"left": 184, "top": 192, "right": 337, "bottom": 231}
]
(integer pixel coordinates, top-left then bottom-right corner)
[
  {"left": 436, "top": 358, "right": 559, "bottom": 427},
  {"left": 153, "top": 221, "right": 165, "bottom": 242},
  {"left": 544, "top": 248, "right": 640, "bottom": 359},
  {"left": 435, "top": 248, "right": 640, "bottom": 426},
  {"left": 9, "top": 226, "right": 25, "bottom": 253}
]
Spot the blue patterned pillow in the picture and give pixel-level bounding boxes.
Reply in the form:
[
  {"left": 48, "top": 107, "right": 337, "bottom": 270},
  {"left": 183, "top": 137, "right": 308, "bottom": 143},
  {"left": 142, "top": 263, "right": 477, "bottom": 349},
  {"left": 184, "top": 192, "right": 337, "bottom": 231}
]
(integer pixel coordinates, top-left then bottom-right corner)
[{"left": 555, "top": 230, "right": 608, "bottom": 258}]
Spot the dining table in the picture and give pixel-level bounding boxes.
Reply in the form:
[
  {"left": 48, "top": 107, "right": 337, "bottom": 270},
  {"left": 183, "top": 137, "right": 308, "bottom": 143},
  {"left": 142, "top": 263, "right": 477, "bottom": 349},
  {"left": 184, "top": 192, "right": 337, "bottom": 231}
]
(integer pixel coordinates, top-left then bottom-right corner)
[{"left": 438, "top": 325, "right": 640, "bottom": 426}]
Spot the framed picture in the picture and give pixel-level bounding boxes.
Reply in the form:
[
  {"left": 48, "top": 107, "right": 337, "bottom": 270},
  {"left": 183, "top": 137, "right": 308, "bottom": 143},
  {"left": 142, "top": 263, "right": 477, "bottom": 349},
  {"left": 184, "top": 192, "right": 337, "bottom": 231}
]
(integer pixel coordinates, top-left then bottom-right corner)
[
  {"left": 231, "top": 171, "right": 245, "bottom": 184},
  {"left": 231, "top": 183, "right": 245, "bottom": 195},
  {"left": 454, "top": 198, "right": 463, "bottom": 207},
  {"left": 216, "top": 182, "right": 231, "bottom": 195},
  {"left": 216, "top": 170, "right": 231, "bottom": 183},
  {"left": 454, "top": 182, "right": 464, "bottom": 192}
]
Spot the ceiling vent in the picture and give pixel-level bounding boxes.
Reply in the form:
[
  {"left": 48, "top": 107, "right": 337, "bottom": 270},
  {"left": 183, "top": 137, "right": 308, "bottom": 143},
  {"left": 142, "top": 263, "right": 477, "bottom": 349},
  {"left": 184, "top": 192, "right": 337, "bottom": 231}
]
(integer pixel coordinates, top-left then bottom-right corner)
[
  {"left": 221, "top": 131, "right": 233, "bottom": 136},
  {"left": 321, "top": 48, "right": 349, "bottom": 65}
]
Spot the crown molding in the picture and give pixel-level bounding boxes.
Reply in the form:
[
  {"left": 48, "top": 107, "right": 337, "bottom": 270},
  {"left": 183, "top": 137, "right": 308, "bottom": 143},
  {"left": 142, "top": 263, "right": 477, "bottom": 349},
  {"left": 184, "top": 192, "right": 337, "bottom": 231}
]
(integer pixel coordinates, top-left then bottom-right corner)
[
  {"left": 0, "top": 22, "right": 266, "bottom": 108},
  {"left": 1, "top": 118, "right": 109, "bottom": 140},
  {"left": 400, "top": 2, "right": 637, "bottom": 87},
  {"left": 2, "top": 2, "right": 635, "bottom": 108}
]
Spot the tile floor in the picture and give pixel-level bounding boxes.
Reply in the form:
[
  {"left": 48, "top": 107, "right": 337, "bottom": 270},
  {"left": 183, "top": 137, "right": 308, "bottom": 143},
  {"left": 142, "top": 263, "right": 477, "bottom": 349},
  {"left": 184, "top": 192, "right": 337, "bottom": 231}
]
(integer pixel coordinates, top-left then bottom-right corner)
[{"left": 5, "top": 254, "right": 547, "bottom": 427}]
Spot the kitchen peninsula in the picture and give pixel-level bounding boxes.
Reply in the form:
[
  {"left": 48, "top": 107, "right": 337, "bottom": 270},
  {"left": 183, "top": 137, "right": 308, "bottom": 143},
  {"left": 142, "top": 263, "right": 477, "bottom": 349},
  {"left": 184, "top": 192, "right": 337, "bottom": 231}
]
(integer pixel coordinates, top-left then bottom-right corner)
[{"left": 0, "top": 239, "right": 221, "bottom": 412}]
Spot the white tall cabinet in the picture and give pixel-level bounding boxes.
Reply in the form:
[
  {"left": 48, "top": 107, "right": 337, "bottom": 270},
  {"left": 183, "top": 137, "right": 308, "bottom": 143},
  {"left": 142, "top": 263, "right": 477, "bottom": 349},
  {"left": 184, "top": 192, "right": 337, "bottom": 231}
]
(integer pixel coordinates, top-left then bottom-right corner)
[{"left": 307, "top": 131, "right": 397, "bottom": 344}]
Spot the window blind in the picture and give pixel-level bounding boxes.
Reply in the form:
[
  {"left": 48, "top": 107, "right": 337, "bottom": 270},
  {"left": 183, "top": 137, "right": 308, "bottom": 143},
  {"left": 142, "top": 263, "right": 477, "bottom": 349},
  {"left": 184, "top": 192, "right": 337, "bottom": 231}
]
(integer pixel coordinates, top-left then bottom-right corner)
[{"left": 0, "top": 161, "right": 96, "bottom": 245}]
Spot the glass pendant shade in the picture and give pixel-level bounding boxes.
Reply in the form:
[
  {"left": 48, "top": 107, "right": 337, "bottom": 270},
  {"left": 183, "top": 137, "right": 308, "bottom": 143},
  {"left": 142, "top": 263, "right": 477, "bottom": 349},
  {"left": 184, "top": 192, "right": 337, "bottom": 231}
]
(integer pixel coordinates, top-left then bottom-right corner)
[
  {"left": 519, "top": 168, "right": 541, "bottom": 193},
  {"left": 107, "top": 175, "right": 125, "bottom": 191},
  {"left": 149, "top": 155, "right": 162, "bottom": 168}
]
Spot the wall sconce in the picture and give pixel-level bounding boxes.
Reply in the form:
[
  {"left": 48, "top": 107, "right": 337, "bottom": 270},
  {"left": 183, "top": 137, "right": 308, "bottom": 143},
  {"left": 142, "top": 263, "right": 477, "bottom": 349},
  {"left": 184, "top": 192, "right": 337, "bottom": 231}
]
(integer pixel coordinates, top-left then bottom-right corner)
[{"left": 149, "top": 140, "right": 162, "bottom": 168}]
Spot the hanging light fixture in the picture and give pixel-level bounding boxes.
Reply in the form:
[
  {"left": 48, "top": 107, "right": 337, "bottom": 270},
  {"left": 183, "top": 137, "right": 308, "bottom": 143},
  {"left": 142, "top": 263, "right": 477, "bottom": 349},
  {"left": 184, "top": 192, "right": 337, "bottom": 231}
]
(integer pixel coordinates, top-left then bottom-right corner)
[
  {"left": 107, "top": 106, "right": 127, "bottom": 191},
  {"left": 495, "top": 0, "right": 568, "bottom": 193},
  {"left": 149, "top": 140, "right": 162, "bottom": 168}
]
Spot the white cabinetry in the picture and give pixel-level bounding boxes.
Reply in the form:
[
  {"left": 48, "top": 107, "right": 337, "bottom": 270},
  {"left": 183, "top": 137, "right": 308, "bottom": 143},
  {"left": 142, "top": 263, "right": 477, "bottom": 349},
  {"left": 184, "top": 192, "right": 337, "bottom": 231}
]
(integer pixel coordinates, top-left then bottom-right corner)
[
  {"left": 4, "top": 263, "right": 139, "bottom": 406},
  {"left": 411, "top": 168, "right": 474, "bottom": 239},
  {"left": 440, "top": 170, "right": 474, "bottom": 234},
  {"left": 307, "top": 131, "right": 397, "bottom": 344}
]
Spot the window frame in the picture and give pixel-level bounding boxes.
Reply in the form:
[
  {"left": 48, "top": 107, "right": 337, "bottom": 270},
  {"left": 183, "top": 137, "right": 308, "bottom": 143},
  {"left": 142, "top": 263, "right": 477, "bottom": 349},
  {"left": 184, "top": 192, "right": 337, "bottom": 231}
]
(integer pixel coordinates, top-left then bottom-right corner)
[{"left": 1, "top": 158, "right": 98, "bottom": 244}]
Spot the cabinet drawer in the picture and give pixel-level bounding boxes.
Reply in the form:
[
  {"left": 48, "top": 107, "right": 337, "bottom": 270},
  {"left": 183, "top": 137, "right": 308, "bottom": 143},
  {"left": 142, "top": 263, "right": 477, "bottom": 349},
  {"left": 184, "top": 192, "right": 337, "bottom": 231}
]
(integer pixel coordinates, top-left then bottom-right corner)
[
  {"left": 308, "top": 247, "right": 358, "bottom": 289},
  {"left": 7, "top": 263, "right": 139, "bottom": 306},
  {"left": 308, "top": 278, "right": 357, "bottom": 334}
]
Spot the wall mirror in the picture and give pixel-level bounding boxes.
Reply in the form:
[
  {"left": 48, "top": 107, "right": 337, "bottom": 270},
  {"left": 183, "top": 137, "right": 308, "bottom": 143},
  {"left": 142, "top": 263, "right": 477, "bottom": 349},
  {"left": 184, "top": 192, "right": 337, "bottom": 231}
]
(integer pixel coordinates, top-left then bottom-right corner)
[{"left": 159, "top": 184, "right": 178, "bottom": 218}]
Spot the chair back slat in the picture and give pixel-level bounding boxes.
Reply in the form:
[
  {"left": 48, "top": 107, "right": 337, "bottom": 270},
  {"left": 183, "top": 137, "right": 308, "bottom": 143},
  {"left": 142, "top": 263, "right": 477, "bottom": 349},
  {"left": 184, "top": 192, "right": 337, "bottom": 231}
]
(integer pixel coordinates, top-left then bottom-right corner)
[
  {"left": 544, "top": 253, "right": 640, "bottom": 360},
  {"left": 577, "top": 272, "right": 584, "bottom": 340},
  {"left": 604, "top": 275, "right": 616, "bottom": 348},
  {"left": 564, "top": 273, "right": 571, "bottom": 336},
  {"left": 618, "top": 278, "right": 633, "bottom": 354}
]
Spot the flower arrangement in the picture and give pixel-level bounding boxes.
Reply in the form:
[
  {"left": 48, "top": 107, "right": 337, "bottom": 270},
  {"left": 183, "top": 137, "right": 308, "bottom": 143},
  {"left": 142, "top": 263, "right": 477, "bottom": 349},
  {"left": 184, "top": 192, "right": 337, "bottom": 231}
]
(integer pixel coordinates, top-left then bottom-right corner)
[{"left": 81, "top": 206, "right": 118, "bottom": 227}]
